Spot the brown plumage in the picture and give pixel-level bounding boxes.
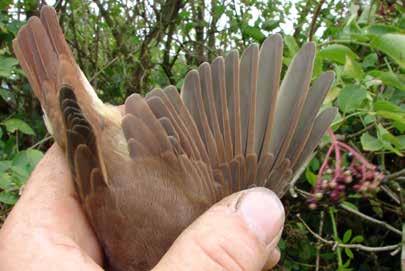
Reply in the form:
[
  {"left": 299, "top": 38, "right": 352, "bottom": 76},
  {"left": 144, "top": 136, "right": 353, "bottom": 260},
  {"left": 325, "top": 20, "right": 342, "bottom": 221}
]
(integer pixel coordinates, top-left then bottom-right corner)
[{"left": 13, "top": 6, "right": 337, "bottom": 271}]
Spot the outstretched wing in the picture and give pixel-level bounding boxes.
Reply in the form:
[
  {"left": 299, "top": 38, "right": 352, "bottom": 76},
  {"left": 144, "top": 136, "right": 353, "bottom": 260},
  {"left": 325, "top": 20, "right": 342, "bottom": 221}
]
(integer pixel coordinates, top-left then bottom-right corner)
[{"left": 147, "top": 34, "right": 337, "bottom": 198}]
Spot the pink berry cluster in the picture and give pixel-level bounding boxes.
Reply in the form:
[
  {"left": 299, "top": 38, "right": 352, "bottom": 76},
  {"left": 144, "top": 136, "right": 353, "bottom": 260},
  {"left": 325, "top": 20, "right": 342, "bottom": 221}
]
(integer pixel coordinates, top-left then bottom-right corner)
[{"left": 308, "top": 129, "right": 384, "bottom": 209}]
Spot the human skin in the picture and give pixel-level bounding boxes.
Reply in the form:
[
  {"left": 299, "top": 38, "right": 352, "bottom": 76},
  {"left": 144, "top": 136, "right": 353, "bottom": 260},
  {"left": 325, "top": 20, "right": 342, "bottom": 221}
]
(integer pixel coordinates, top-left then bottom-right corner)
[{"left": 0, "top": 144, "right": 284, "bottom": 271}]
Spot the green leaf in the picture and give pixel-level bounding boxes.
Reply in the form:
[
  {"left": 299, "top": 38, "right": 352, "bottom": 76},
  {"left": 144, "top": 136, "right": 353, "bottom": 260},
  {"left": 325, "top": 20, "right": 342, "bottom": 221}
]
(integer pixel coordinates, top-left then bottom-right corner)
[
  {"left": 0, "top": 161, "right": 11, "bottom": 174},
  {"left": 398, "top": 135, "right": 405, "bottom": 150},
  {"left": 362, "top": 53, "right": 378, "bottom": 69},
  {"left": 342, "top": 56, "right": 364, "bottom": 80},
  {"left": 284, "top": 35, "right": 299, "bottom": 56},
  {"left": 364, "top": 114, "right": 376, "bottom": 124},
  {"left": 213, "top": 5, "right": 225, "bottom": 18},
  {"left": 374, "top": 100, "right": 405, "bottom": 128},
  {"left": 324, "top": 87, "right": 341, "bottom": 104},
  {"left": 343, "top": 229, "right": 352, "bottom": 243},
  {"left": 376, "top": 110, "right": 405, "bottom": 125},
  {"left": 309, "top": 158, "right": 320, "bottom": 171},
  {"left": 399, "top": 15, "right": 405, "bottom": 29},
  {"left": 12, "top": 149, "right": 43, "bottom": 178},
  {"left": 366, "top": 24, "right": 402, "bottom": 35},
  {"left": 377, "top": 124, "right": 403, "bottom": 156},
  {"left": 0, "top": 0, "right": 12, "bottom": 10},
  {"left": 262, "top": 19, "right": 279, "bottom": 31},
  {"left": 337, "top": 85, "right": 367, "bottom": 113},
  {"left": 0, "top": 56, "right": 18, "bottom": 78},
  {"left": 369, "top": 70, "right": 405, "bottom": 92},
  {"left": 313, "top": 54, "right": 323, "bottom": 78},
  {"left": 358, "top": 3, "right": 377, "bottom": 25},
  {"left": 319, "top": 44, "right": 359, "bottom": 64},
  {"left": 305, "top": 167, "right": 317, "bottom": 187},
  {"left": 0, "top": 173, "right": 16, "bottom": 191},
  {"left": 241, "top": 25, "right": 265, "bottom": 43},
  {"left": 341, "top": 201, "right": 359, "bottom": 211},
  {"left": 350, "top": 235, "right": 364, "bottom": 243},
  {"left": 0, "top": 191, "right": 18, "bottom": 205},
  {"left": 344, "top": 248, "right": 354, "bottom": 259},
  {"left": 375, "top": 99, "right": 404, "bottom": 113},
  {"left": 361, "top": 132, "right": 383, "bottom": 151},
  {"left": 394, "top": 122, "right": 405, "bottom": 133},
  {"left": 0, "top": 88, "right": 16, "bottom": 105},
  {"left": 370, "top": 34, "right": 405, "bottom": 69},
  {"left": 2, "top": 118, "right": 35, "bottom": 135}
]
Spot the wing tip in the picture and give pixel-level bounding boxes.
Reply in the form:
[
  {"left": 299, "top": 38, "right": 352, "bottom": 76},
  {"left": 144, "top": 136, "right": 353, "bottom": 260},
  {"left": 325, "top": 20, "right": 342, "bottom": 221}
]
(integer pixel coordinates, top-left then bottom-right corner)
[
  {"left": 292, "top": 42, "right": 316, "bottom": 63},
  {"left": 263, "top": 33, "right": 283, "bottom": 46},
  {"left": 40, "top": 5, "right": 56, "bottom": 17},
  {"left": 124, "top": 93, "right": 142, "bottom": 113},
  {"left": 27, "top": 15, "right": 41, "bottom": 25},
  {"left": 241, "top": 43, "right": 259, "bottom": 58},
  {"left": 198, "top": 61, "right": 211, "bottom": 72},
  {"left": 212, "top": 55, "right": 225, "bottom": 65},
  {"left": 323, "top": 70, "right": 336, "bottom": 81},
  {"left": 184, "top": 69, "right": 200, "bottom": 85}
]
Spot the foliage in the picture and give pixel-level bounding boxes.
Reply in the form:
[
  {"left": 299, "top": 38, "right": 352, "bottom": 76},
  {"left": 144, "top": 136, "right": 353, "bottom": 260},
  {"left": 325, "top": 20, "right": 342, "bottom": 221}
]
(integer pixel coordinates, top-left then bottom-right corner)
[{"left": 0, "top": 0, "right": 404, "bottom": 270}]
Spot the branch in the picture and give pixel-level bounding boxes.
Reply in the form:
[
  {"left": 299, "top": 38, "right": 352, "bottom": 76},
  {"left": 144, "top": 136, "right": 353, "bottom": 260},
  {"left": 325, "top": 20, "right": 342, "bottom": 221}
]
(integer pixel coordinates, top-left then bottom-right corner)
[
  {"left": 381, "top": 185, "right": 400, "bottom": 204},
  {"left": 308, "top": 0, "right": 325, "bottom": 41},
  {"left": 385, "top": 168, "right": 405, "bottom": 182},
  {"left": 402, "top": 223, "right": 405, "bottom": 271},
  {"left": 297, "top": 214, "right": 401, "bottom": 252},
  {"left": 315, "top": 211, "right": 324, "bottom": 271},
  {"left": 339, "top": 203, "right": 402, "bottom": 236}
]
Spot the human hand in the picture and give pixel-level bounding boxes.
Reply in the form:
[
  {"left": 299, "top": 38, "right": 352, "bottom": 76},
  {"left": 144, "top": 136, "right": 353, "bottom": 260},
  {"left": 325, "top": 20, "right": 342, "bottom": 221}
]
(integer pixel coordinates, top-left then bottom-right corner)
[{"left": 0, "top": 144, "right": 285, "bottom": 271}]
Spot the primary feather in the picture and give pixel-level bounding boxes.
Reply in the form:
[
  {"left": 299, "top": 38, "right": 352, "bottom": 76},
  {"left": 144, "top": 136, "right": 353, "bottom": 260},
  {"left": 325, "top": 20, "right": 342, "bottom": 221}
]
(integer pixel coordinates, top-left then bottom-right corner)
[{"left": 13, "top": 6, "right": 337, "bottom": 271}]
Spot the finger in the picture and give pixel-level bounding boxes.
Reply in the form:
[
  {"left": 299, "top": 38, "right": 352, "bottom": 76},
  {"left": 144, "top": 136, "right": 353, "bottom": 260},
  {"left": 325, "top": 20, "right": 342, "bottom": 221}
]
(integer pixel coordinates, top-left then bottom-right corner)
[{"left": 153, "top": 187, "right": 285, "bottom": 271}]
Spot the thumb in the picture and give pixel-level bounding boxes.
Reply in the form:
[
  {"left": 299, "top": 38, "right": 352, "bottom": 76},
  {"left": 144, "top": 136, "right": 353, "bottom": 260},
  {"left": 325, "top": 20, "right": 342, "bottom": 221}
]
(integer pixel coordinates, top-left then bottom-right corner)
[{"left": 153, "top": 187, "right": 285, "bottom": 271}]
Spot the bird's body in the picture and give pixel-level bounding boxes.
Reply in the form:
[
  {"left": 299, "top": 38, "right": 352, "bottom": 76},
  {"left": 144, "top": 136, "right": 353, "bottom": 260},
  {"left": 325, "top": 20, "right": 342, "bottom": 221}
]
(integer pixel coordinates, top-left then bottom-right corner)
[{"left": 13, "top": 6, "right": 336, "bottom": 271}]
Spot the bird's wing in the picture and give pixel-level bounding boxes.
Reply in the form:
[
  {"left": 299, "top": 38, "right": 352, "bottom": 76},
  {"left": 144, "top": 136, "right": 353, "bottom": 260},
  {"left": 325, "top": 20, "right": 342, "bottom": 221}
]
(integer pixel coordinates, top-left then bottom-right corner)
[{"left": 147, "top": 35, "right": 337, "bottom": 197}]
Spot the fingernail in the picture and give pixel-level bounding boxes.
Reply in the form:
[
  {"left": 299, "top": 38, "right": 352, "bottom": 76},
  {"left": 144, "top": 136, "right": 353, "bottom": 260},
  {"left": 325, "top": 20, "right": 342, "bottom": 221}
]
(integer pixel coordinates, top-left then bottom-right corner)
[{"left": 236, "top": 188, "right": 285, "bottom": 247}]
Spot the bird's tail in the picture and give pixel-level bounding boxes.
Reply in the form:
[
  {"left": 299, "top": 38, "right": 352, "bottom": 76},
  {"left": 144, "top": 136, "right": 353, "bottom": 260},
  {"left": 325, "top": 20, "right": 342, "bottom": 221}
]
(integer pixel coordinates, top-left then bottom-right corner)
[
  {"left": 13, "top": 6, "right": 116, "bottom": 150},
  {"left": 13, "top": 7, "right": 119, "bottom": 198}
]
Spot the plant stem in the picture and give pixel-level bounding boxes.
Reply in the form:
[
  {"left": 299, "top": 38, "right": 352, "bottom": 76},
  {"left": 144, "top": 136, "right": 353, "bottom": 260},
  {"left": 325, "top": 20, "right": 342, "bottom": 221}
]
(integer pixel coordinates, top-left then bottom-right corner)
[
  {"left": 329, "top": 207, "right": 343, "bottom": 267},
  {"left": 398, "top": 184, "right": 405, "bottom": 271},
  {"left": 308, "top": 0, "right": 325, "bottom": 41},
  {"left": 298, "top": 213, "right": 400, "bottom": 252},
  {"left": 339, "top": 202, "right": 401, "bottom": 236}
]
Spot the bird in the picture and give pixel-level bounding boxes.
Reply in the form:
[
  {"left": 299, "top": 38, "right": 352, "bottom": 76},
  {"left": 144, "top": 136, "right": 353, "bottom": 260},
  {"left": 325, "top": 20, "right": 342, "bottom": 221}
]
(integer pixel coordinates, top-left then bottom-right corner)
[{"left": 13, "top": 6, "right": 337, "bottom": 271}]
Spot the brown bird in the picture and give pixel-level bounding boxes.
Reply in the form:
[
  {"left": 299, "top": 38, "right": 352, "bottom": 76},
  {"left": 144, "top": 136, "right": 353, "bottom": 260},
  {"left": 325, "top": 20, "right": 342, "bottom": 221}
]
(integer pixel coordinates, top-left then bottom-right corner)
[{"left": 13, "top": 6, "right": 337, "bottom": 271}]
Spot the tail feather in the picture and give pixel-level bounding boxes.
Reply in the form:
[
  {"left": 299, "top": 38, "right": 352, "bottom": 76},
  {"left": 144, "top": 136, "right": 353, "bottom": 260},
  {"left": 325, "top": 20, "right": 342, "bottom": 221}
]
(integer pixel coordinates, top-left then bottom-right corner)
[
  {"left": 13, "top": 7, "right": 114, "bottom": 149},
  {"left": 40, "top": 6, "right": 74, "bottom": 60},
  {"left": 13, "top": 15, "right": 66, "bottom": 147},
  {"left": 13, "top": 7, "right": 115, "bottom": 200}
]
